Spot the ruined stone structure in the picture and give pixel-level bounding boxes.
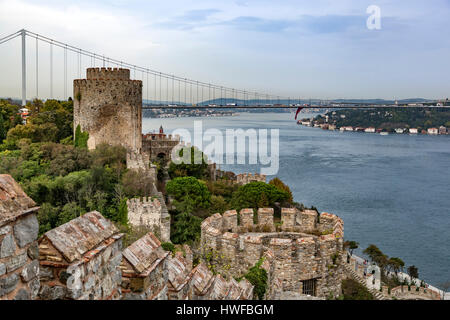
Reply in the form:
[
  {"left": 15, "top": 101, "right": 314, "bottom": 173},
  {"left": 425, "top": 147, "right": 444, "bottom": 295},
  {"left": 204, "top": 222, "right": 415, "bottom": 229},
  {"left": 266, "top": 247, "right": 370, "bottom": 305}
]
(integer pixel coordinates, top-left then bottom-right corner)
[
  {"left": 200, "top": 208, "right": 345, "bottom": 299},
  {"left": 120, "top": 233, "right": 169, "bottom": 300},
  {"left": 167, "top": 248, "right": 193, "bottom": 300},
  {"left": 127, "top": 194, "right": 170, "bottom": 243},
  {"left": 0, "top": 175, "right": 40, "bottom": 300},
  {"left": 38, "top": 211, "right": 124, "bottom": 300},
  {"left": 73, "top": 68, "right": 142, "bottom": 152},
  {"left": 187, "top": 263, "right": 254, "bottom": 300},
  {"left": 236, "top": 173, "right": 267, "bottom": 185},
  {"left": 384, "top": 285, "right": 441, "bottom": 300},
  {"left": 142, "top": 128, "right": 181, "bottom": 162}
]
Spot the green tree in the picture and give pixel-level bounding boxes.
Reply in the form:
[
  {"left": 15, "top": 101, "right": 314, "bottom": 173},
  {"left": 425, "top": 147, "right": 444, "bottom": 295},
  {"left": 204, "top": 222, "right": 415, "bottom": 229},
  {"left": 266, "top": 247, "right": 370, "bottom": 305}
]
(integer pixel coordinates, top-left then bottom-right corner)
[
  {"left": 341, "top": 279, "right": 374, "bottom": 300},
  {"left": 121, "top": 169, "right": 154, "bottom": 198},
  {"left": 388, "top": 257, "right": 405, "bottom": 274},
  {"left": 407, "top": 265, "right": 419, "bottom": 280},
  {"left": 166, "top": 176, "right": 211, "bottom": 210},
  {"left": 116, "top": 198, "right": 128, "bottom": 226},
  {"left": 74, "top": 124, "right": 89, "bottom": 149},
  {"left": 168, "top": 146, "right": 209, "bottom": 179},
  {"left": 243, "top": 258, "right": 268, "bottom": 300},
  {"left": 230, "top": 181, "right": 289, "bottom": 212},
  {"left": 0, "top": 114, "right": 6, "bottom": 141},
  {"left": 269, "top": 177, "right": 293, "bottom": 203},
  {"left": 344, "top": 240, "right": 359, "bottom": 256}
]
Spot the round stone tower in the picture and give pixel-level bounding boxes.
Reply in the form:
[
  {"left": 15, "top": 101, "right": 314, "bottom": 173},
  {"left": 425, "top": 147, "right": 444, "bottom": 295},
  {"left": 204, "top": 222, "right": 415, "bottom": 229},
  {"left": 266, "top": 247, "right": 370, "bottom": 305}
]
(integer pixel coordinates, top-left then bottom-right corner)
[{"left": 73, "top": 67, "right": 142, "bottom": 152}]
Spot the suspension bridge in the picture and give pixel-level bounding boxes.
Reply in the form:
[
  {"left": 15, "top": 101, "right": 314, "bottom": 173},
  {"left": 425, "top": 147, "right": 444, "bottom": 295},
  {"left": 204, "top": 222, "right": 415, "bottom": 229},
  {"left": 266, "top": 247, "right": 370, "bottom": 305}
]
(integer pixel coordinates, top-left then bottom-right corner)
[{"left": 0, "top": 29, "right": 447, "bottom": 109}]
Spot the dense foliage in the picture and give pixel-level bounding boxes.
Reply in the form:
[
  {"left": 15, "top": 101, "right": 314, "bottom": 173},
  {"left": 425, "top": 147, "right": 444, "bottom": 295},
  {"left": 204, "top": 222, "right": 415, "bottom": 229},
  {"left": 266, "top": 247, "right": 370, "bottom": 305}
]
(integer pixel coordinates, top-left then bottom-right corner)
[
  {"left": 0, "top": 99, "right": 150, "bottom": 235},
  {"left": 341, "top": 279, "right": 374, "bottom": 300},
  {"left": 168, "top": 146, "right": 209, "bottom": 179},
  {"left": 243, "top": 258, "right": 268, "bottom": 300},
  {"left": 230, "top": 181, "right": 290, "bottom": 212},
  {"left": 316, "top": 107, "right": 450, "bottom": 131}
]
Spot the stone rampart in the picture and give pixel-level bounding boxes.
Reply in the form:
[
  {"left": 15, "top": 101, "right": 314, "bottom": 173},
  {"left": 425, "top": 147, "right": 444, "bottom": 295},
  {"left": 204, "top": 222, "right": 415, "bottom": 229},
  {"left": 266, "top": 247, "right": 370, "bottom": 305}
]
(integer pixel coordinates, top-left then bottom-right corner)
[
  {"left": 236, "top": 173, "right": 267, "bottom": 185},
  {"left": 200, "top": 208, "right": 345, "bottom": 298},
  {"left": 73, "top": 68, "right": 142, "bottom": 152},
  {"left": 127, "top": 193, "right": 170, "bottom": 242}
]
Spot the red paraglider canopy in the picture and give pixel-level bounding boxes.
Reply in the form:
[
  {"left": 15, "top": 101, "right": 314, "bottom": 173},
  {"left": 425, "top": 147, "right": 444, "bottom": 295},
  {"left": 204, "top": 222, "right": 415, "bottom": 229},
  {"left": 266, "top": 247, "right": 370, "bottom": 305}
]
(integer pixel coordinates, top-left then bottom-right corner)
[{"left": 295, "top": 107, "right": 304, "bottom": 120}]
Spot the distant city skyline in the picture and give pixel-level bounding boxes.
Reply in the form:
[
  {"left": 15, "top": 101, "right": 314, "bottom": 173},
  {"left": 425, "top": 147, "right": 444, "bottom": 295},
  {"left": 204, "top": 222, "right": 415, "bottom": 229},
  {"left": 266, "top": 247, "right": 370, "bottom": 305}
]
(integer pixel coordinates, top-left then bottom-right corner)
[{"left": 0, "top": 0, "right": 449, "bottom": 100}]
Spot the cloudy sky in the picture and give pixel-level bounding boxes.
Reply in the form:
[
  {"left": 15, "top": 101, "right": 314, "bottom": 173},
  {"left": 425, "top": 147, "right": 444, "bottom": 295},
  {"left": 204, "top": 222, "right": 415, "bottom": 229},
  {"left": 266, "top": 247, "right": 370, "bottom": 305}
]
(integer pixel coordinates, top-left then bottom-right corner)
[{"left": 0, "top": 0, "right": 449, "bottom": 100}]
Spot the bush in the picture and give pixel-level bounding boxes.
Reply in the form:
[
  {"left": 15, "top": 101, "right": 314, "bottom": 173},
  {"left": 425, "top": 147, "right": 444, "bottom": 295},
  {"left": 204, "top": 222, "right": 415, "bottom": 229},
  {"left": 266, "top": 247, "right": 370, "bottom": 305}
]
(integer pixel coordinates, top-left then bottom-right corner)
[
  {"left": 74, "top": 124, "right": 89, "bottom": 149},
  {"left": 230, "top": 181, "right": 290, "bottom": 212},
  {"left": 243, "top": 258, "right": 268, "bottom": 300},
  {"left": 341, "top": 279, "right": 374, "bottom": 300},
  {"left": 166, "top": 177, "right": 211, "bottom": 210}
]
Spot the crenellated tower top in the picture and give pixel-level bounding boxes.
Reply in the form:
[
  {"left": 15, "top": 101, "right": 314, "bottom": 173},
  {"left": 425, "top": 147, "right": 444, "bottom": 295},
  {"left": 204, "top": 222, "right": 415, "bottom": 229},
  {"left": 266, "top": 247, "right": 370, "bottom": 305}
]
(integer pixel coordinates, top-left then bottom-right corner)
[{"left": 86, "top": 67, "right": 131, "bottom": 80}]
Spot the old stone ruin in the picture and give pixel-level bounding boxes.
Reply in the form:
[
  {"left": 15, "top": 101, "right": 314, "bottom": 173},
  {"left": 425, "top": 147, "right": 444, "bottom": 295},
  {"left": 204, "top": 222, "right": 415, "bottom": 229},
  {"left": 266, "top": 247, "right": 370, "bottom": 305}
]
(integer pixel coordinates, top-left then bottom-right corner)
[
  {"left": 0, "top": 175, "right": 40, "bottom": 300},
  {"left": 0, "top": 174, "right": 253, "bottom": 300},
  {"left": 235, "top": 173, "right": 267, "bottom": 185},
  {"left": 127, "top": 193, "right": 170, "bottom": 243},
  {"left": 200, "top": 207, "right": 345, "bottom": 299}
]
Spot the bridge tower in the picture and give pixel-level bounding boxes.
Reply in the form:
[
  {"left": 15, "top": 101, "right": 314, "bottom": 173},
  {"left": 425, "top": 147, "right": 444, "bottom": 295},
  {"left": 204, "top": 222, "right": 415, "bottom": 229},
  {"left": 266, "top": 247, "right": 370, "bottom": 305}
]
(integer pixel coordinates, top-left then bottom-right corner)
[{"left": 73, "top": 67, "right": 143, "bottom": 152}]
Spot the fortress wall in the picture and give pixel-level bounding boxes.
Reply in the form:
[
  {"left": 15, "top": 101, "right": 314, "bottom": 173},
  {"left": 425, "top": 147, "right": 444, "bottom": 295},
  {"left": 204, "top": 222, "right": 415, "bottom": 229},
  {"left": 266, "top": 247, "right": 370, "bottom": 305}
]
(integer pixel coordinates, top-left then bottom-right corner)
[
  {"left": 242, "top": 235, "right": 263, "bottom": 271},
  {"left": 73, "top": 68, "right": 142, "bottom": 153},
  {"left": 280, "top": 208, "right": 296, "bottom": 231},
  {"left": 239, "top": 209, "right": 254, "bottom": 232},
  {"left": 236, "top": 173, "right": 267, "bottom": 185},
  {"left": 269, "top": 238, "right": 295, "bottom": 292},
  {"left": 257, "top": 208, "right": 275, "bottom": 232},
  {"left": 127, "top": 197, "right": 162, "bottom": 227},
  {"left": 199, "top": 207, "right": 345, "bottom": 298},
  {"left": 222, "top": 210, "right": 238, "bottom": 233},
  {"left": 296, "top": 210, "right": 318, "bottom": 233}
]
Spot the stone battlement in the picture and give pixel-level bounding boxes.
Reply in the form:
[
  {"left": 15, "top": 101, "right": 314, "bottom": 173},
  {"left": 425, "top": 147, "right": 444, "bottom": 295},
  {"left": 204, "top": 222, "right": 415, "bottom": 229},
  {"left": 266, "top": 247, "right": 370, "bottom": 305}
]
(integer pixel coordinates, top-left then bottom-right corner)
[
  {"left": 236, "top": 173, "right": 266, "bottom": 185},
  {"left": 73, "top": 68, "right": 142, "bottom": 153},
  {"left": 127, "top": 193, "right": 171, "bottom": 242},
  {"left": 86, "top": 67, "right": 131, "bottom": 80},
  {"left": 201, "top": 208, "right": 343, "bottom": 237},
  {"left": 200, "top": 208, "right": 345, "bottom": 298},
  {"left": 386, "top": 285, "right": 441, "bottom": 300}
]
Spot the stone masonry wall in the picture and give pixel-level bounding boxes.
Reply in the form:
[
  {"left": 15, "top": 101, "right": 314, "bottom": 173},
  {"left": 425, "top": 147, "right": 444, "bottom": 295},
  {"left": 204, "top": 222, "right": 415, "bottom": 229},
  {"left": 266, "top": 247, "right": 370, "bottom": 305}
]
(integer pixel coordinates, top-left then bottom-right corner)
[
  {"left": 0, "top": 174, "right": 40, "bottom": 300},
  {"left": 200, "top": 208, "right": 345, "bottom": 299},
  {"left": 127, "top": 193, "right": 170, "bottom": 243},
  {"left": 0, "top": 213, "right": 40, "bottom": 300},
  {"left": 236, "top": 173, "right": 267, "bottom": 185}
]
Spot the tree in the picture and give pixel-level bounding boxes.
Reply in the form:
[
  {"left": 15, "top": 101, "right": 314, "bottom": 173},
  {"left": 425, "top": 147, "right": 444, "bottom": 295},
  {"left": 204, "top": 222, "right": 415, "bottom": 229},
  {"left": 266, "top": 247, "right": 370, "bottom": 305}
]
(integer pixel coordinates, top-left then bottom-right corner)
[
  {"left": 387, "top": 257, "right": 405, "bottom": 274},
  {"left": 116, "top": 198, "right": 128, "bottom": 226},
  {"left": 344, "top": 240, "right": 359, "bottom": 256},
  {"left": 230, "top": 181, "right": 290, "bottom": 212},
  {"left": 171, "top": 210, "right": 202, "bottom": 245},
  {"left": 166, "top": 177, "right": 211, "bottom": 210},
  {"left": 341, "top": 279, "right": 374, "bottom": 300},
  {"left": 363, "top": 244, "right": 384, "bottom": 263},
  {"left": 243, "top": 258, "right": 268, "bottom": 300},
  {"left": 168, "top": 146, "right": 209, "bottom": 179},
  {"left": 269, "top": 177, "right": 293, "bottom": 203},
  {"left": 0, "top": 113, "right": 6, "bottom": 141},
  {"left": 407, "top": 265, "right": 419, "bottom": 280},
  {"left": 74, "top": 124, "right": 89, "bottom": 149},
  {"left": 121, "top": 169, "right": 154, "bottom": 198}
]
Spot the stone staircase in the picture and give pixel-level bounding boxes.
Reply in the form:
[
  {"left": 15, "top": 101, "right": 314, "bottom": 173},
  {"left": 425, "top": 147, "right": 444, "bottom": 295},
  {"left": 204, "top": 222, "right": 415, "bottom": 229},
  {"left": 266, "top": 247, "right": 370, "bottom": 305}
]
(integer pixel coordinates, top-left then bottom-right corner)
[{"left": 343, "top": 263, "right": 388, "bottom": 300}]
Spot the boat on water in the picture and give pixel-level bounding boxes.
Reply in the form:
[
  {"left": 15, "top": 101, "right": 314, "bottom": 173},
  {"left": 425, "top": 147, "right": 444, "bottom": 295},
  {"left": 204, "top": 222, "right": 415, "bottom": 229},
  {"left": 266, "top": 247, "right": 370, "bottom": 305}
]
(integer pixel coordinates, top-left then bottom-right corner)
[{"left": 380, "top": 132, "right": 389, "bottom": 136}]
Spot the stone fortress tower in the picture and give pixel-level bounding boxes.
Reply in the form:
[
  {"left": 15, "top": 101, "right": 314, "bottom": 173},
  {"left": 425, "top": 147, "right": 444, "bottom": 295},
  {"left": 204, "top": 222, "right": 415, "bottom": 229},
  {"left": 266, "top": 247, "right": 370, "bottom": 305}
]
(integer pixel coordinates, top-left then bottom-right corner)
[{"left": 73, "top": 67, "right": 142, "bottom": 152}]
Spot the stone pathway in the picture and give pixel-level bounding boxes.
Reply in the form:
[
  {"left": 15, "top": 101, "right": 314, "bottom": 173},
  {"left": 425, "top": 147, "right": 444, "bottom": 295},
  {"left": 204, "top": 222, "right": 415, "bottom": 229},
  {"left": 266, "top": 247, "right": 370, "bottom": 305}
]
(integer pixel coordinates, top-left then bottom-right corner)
[{"left": 343, "top": 263, "right": 388, "bottom": 300}]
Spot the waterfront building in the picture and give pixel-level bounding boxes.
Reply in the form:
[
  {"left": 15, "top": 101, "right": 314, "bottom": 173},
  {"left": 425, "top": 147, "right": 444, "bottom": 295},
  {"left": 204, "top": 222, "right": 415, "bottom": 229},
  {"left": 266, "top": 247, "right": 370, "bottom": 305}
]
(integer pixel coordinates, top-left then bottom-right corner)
[{"left": 428, "top": 128, "right": 439, "bottom": 135}]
